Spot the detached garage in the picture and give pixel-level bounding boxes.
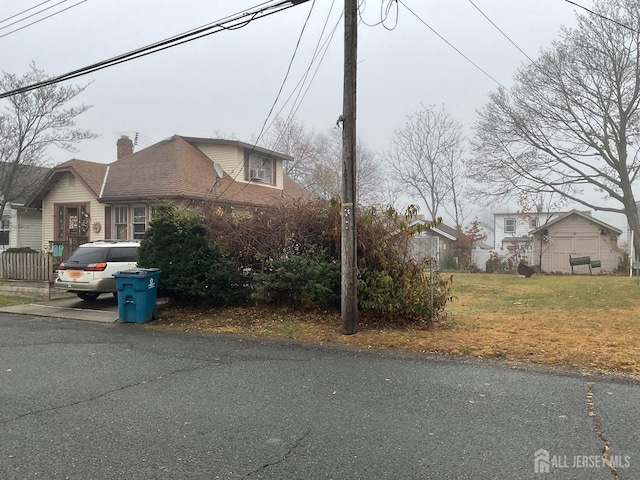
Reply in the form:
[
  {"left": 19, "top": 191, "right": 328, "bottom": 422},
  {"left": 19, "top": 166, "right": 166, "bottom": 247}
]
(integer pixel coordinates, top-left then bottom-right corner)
[{"left": 530, "top": 210, "right": 622, "bottom": 274}]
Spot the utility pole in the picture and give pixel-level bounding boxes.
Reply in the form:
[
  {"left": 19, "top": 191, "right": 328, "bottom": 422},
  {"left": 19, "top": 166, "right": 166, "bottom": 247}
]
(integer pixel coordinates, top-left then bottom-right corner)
[{"left": 341, "top": 0, "right": 358, "bottom": 335}]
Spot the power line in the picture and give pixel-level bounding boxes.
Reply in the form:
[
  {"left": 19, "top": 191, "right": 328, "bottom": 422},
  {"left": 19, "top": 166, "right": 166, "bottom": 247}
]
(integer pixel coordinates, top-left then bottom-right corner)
[
  {"left": 0, "top": 0, "right": 86, "bottom": 39},
  {"left": 252, "top": 0, "right": 316, "bottom": 150},
  {"left": 217, "top": 0, "right": 319, "bottom": 201},
  {"left": 358, "top": 0, "right": 398, "bottom": 30},
  {"left": 1, "top": 0, "right": 71, "bottom": 31},
  {"left": 0, "top": 0, "right": 54, "bottom": 25},
  {"left": 265, "top": 1, "right": 341, "bottom": 148},
  {"left": 397, "top": 0, "right": 506, "bottom": 89},
  {"left": 466, "top": 0, "right": 534, "bottom": 63},
  {"left": 0, "top": 0, "right": 312, "bottom": 100},
  {"left": 564, "top": 0, "right": 639, "bottom": 34}
]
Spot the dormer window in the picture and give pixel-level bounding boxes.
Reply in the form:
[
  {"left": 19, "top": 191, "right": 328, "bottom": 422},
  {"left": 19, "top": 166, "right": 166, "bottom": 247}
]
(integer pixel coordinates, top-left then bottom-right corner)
[{"left": 246, "top": 153, "right": 275, "bottom": 184}]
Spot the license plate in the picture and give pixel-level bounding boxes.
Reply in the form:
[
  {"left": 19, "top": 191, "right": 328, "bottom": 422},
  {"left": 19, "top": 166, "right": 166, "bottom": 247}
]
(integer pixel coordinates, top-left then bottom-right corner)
[{"left": 68, "top": 271, "right": 84, "bottom": 279}]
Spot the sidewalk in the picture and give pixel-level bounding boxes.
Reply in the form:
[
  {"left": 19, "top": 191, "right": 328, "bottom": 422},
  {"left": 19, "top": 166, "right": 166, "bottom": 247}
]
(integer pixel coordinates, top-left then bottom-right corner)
[{"left": 0, "top": 296, "right": 119, "bottom": 323}]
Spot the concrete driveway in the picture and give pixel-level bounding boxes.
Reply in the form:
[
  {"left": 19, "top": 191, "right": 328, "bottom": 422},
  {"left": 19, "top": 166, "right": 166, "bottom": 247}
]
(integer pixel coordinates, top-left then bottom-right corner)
[{"left": 0, "top": 294, "right": 119, "bottom": 323}]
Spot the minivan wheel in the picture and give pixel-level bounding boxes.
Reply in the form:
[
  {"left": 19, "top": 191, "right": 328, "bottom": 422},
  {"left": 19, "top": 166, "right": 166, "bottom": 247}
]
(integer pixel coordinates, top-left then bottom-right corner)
[{"left": 78, "top": 292, "right": 100, "bottom": 301}]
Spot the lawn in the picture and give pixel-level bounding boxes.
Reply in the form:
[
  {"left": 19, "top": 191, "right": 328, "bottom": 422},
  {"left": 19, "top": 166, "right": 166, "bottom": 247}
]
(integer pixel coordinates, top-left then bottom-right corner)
[{"left": 152, "top": 273, "right": 640, "bottom": 378}]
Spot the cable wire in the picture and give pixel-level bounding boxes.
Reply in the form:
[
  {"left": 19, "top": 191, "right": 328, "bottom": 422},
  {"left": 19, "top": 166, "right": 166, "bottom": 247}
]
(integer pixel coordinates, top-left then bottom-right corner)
[
  {"left": 397, "top": 0, "right": 506, "bottom": 89},
  {"left": 0, "top": 0, "right": 70, "bottom": 31},
  {"left": 565, "top": 0, "right": 639, "bottom": 34},
  {"left": 0, "top": 0, "right": 53, "bottom": 25},
  {"left": 0, "top": 1, "right": 86, "bottom": 39},
  {"left": 0, "top": 0, "right": 312, "bottom": 99},
  {"left": 466, "top": 0, "right": 534, "bottom": 63},
  {"left": 215, "top": 0, "right": 319, "bottom": 201},
  {"left": 264, "top": 0, "right": 340, "bottom": 146}
]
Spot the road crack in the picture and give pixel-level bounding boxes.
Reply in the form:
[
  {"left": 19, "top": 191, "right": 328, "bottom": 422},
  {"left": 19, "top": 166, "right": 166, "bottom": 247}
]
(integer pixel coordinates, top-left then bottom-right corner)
[
  {"left": 243, "top": 428, "right": 311, "bottom": 478},
  {"left": 0, "top": 365, "right": 204, "bottom": 425},
  {"left": 586, "top": 382, "right": 620, "bottom": 479}
]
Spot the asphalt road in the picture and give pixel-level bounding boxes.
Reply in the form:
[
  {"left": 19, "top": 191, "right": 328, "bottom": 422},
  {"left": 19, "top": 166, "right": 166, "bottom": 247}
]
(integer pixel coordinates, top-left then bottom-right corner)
[{"left": 0, "top": 313, "right": 638, "bottom": 480}]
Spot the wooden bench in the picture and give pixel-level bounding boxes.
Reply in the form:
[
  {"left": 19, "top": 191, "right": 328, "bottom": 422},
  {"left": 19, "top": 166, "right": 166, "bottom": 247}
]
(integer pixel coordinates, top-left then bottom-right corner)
[{"left": 569, "top": 255, "right": 601, "bottom": 275}]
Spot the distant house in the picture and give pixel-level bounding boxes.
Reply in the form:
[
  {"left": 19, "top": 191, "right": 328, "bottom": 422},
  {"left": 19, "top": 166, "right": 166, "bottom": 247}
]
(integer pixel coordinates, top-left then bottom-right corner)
[
  {"left": 491, "top": 210, "right": 559, "bottom": 264},
  {"left": 530, "top": 209, "right": 622, "bottom": 274},
  {"left": 0, "top": 163, "right": 49, "bottom": 252},
  {"left": 407, "top": 218, "right": 458, "bottom": 268},
  {"left": 26, "top": 135, "right": 309, "bottom": 257},
  {"left": 491, "top": 209, "right": 597, "bottom": 265}
]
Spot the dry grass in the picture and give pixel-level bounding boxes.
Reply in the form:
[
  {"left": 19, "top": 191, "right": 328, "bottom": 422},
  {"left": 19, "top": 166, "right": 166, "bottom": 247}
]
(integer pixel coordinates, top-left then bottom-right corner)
[{"left": 149, "top": 273, "right": 640, "bottom": 378}]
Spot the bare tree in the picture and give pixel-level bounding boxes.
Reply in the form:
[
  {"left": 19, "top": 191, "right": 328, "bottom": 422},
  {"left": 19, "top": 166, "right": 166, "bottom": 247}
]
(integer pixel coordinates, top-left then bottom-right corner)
[
  {"left": 468, "top": 0, "right": 640, "bottom": 257},
  {"left": 386, "top": 103, "right": 466, "bottom": 221},
  {"left": 442, "top": 149, "right": 467, "bottom": 229},
  {"left": 0, "top": 64, "right": 95, "bottom": 218},
  {"left": 260, "top": 117, "right": 319, "bottom": 185},
  {"left": 314, "top": 128, "right": 386, "bottom": 206},
  {"left": 260, "top": 117, "right": 386, "bottom": 205}
]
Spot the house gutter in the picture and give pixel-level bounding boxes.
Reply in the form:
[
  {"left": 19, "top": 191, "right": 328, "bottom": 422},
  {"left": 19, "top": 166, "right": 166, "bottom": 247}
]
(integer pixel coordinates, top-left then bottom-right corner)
[{"left": 99, "top": 166, "right": 110, "bottom": 199}]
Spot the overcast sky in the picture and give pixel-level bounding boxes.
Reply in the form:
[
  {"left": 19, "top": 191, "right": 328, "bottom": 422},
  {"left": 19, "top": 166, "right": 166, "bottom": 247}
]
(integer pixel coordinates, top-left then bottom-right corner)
[{"left": 6, "top": 0, "right": 624, "bottom": 232}]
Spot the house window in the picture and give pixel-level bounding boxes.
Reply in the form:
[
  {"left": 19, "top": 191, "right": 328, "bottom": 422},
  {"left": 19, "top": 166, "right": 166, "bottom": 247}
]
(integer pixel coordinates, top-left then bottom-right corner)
[
  {"left": 529, "top": 217, "right": 538, "bottom": 229},
  {"left": 504, "top": 218, "right": 516, "bottom": 233},
  {"left": 114, "top": 206, "right": 128, "bottom": 240},
  {"left": 0, "top": 219, "right": 9, "bottom": 246},
  {"left": 132, "top": 205, "right": 147, "bottom": 240},
  {"left": 248, "top": 154, "right": 274, "bottom": 183}
]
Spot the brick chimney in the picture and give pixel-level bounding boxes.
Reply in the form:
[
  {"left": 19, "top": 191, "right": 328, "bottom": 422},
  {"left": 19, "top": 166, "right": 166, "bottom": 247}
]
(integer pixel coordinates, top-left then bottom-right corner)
[{"left": 117, "top": 135, "right": 134, "bottom": 160}]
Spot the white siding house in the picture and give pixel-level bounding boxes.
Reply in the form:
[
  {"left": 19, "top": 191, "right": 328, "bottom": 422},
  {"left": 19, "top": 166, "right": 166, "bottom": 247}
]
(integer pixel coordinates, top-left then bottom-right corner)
[
  {"left": 492, "top": 210, "right": 590, "bottom": 266},
  {"left": 4, "top": 205, "right": 42, "bottom": 251}
]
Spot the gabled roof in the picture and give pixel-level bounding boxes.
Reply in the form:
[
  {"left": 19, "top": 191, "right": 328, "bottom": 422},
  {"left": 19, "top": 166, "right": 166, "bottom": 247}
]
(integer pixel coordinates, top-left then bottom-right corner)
[
  {"left": 530, "top": 209, "right": 622, "bottom": 235},
  {"left": 27, "top": 160, "right": 108, "bottom": 207},
  {"left": 408, "top": 218, "right": 458, "bottom": 241},
  {"left": 27, "top": 134, "right": 309, "bottom": 209}
]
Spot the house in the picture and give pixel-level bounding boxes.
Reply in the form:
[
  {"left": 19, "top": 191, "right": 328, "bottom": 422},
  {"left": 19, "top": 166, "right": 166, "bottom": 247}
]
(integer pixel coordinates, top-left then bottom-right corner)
[
  {"left": 407, "top": 218, "right": 458, "bottom": 268},
  {"left": 492, "top": 209, "right": 596, "bottom": 265},
  {"left": 26, "top": 135, "right": 309, "bottom": 258},
  {"left": 530, "top": 209, "right": 622, "bottom": 274},
  {"left": 0, "top": 163, "right": 49, "bottom": 252},
  {"left": 492, "top": 210, "right": 559, "bottom": 264}
]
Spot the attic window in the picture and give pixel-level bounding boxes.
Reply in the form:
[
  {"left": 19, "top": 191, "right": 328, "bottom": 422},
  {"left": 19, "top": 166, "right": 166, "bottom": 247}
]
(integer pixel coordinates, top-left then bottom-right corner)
[{"left": 248, "top": 154, "right": 274, "bottom": 184}]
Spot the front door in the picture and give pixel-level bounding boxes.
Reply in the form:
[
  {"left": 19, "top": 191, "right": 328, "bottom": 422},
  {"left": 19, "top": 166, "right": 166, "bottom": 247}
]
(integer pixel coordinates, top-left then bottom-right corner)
[{"left": 54, "top": 204, "right": 90, "bottom": 259}]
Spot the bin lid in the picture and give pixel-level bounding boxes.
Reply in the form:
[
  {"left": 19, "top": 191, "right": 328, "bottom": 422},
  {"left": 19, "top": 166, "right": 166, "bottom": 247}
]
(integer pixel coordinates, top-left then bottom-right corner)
[{"left": 114, "top": 267, "right": 161, "bottom": 276}]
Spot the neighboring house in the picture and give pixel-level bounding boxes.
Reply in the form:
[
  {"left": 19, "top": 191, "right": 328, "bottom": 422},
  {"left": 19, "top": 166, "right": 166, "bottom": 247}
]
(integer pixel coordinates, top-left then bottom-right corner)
[
  {"left": 530, "top": 209, "right": 622, "bottom": 274},
  {"left": 492, "top": 210, "right": 556, "bottom": 264},
  {"left": 0, "top": 164, "right": 49, "bottom": 252},
  {"left": 407, "top": 218, "right": 458, "bottom": 268},
  {"left": 492, "top": 209, "right": 592, "bottom": 265},
  {"left": 26, "top": 135, "right": 309, "bottom": 258}
]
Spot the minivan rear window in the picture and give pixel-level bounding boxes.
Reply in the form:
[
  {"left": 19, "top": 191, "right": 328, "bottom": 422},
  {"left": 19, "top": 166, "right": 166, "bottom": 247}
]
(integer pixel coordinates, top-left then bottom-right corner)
[
  {"left": 65, "top": 247, "right": 108, "bottom": 264},
  {"left": 106, "top": 247, "right": 139, "bottom": 262}
]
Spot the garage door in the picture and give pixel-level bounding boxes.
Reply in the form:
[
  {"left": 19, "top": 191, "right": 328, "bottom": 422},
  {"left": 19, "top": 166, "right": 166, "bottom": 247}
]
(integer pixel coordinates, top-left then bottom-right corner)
[
  {"left": 550, "top": 237, "right": 573, "bottom": 273},
  {"left": 550, "top": 236, "right": 599, "bottom": 273}
]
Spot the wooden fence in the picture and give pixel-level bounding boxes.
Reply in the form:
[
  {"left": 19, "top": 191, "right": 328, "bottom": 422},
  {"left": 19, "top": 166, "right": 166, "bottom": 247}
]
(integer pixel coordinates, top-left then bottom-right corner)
[{"left": 0, "top": 252, "right": 55, "bottom": 282}]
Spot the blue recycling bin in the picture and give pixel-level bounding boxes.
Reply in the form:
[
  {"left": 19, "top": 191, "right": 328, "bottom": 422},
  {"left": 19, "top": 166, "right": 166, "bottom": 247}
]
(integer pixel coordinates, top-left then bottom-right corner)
[{"left": 113, "top": 268, "right": 161, "bottom": 324}]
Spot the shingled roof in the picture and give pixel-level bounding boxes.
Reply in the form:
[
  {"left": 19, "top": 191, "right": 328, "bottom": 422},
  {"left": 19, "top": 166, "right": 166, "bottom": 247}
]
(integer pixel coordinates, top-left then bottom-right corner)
[
  {"left": 27, "top": 135, "right": 309, "bottom": 209},
  {"left": 27, "top": 160, "right": 108, "bottom": 207}
]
